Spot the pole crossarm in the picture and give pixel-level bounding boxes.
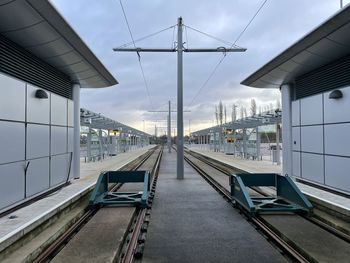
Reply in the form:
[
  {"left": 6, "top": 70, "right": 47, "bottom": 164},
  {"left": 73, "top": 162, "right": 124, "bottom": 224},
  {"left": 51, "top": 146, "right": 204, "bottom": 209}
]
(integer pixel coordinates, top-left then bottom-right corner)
[
  {"left": 184, "top": 48, "right": 246, "bottom": 52},
  {"left": 113, "top": 48, "right": 176, "bottom": 52},
  {"left": 113, "top": 47, "right": 246, "bottom": 53}
]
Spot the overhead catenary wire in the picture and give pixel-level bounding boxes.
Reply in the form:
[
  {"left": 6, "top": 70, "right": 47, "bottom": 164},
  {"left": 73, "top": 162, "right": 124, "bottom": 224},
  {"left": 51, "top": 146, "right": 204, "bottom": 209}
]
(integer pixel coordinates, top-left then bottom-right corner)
[
  {"left": 116, "top": 25, "right": 176, "bottom": 49},
  {"left": 187, "top": 0, "right": 268, "bottom": 107},
  {"left": 185, "top": 25, "right": 240, "bottom": 48},
  {"left": 119, "top": 0, "right": 154, "bottom": 109}
]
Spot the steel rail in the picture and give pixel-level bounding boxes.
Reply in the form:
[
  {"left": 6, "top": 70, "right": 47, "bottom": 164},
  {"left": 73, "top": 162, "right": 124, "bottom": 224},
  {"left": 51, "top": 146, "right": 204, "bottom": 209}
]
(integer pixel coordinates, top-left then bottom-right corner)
[
  {"left": 122, "top": 147, "right": 163, "bottom": 263},
  {"left": 33, "top": 146, "right": 159, "bottom": 263}
]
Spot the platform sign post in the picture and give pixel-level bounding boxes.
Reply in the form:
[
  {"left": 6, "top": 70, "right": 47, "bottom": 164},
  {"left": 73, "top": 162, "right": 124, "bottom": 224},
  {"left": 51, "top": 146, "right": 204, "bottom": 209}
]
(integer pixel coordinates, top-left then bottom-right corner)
[{"left": 113, "top": 17, "right": 246, "bottom": 179}]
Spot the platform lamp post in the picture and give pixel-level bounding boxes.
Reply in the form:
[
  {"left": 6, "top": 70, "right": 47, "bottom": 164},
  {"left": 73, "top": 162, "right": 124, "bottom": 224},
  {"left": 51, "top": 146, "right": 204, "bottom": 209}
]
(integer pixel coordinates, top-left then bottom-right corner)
[{"left": 114, "top": 17, "right": 246, "bottom": 179}]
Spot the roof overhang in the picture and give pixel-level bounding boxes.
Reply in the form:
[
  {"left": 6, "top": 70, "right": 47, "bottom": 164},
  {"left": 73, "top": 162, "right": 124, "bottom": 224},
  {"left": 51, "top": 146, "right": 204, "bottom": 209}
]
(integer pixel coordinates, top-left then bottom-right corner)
[
  {"left": 0, "top": 0, "right": 118, "bottom": 88},
  {"left": 241, "top": 4, "right": 350, "bottom": 89}
]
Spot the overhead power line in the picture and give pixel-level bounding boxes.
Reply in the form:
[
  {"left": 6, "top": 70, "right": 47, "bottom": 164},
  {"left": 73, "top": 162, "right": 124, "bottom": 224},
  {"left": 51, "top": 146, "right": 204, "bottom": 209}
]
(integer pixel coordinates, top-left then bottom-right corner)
[
  {"left": 119, "top": 0, "right": 154, "bottom": 109},
  {"left": 116, "top": 25, "right": 176, "bottom": 49},
  {"left": 187, "top": 0, "right": 268, "bottom": 107}
]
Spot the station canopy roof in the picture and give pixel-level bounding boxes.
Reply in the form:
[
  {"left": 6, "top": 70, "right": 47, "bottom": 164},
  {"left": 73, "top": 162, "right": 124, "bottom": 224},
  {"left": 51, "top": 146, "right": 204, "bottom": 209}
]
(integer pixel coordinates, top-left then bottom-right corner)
[
  {"left": 81, "top": 108, "right": 151, "bottom": 137},
  {"left": 241, "top": 4, "right": 350, "bottom": 89},
  {"left": 0, "top": 0, "right": 117, "bottom": 88},
  {"left": 191, "top": 110, "right": 281, "bottom": 136}
]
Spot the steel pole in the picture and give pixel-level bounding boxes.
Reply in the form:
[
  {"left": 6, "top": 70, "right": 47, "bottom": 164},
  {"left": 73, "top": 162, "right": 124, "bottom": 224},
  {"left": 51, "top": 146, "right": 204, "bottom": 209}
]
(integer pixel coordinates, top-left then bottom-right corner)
[
  {"left": 177, "top": 17, "right": 184, "bottom": 179},
  {"left": 168, "top": 100, "right": 171, "bottom": 153}
]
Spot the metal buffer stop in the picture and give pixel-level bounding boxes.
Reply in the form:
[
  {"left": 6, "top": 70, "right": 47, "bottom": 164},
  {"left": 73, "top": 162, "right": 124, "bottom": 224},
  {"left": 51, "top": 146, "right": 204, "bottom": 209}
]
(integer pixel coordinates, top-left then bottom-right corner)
[
  {"left": 230, "top": 173, "right": 313, "bottom": 216},
  {"left": 90, "top": 170, "right": 150, "bottom": 208}
]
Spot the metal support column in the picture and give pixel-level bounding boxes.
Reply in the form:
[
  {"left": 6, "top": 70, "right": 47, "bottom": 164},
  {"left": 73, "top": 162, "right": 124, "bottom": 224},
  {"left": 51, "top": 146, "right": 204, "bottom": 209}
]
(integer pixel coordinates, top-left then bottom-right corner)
[
  {"left": 177, "top": 17, "right": 184, "bottom": 179},
  {"left": 73, "top": 84, "right": 80, "bottom": 179},
  {"left": 276, "top": 124, "right": 281, "bottom": 165},
  {"left": 281, "top": 84, "right": 292, "bottom": 175},
  {"left": 243, "top": 128, "right": 247, "bottom": 158},
  {"left": 99, "top": 129, "right": 103, "bottom": 161},
  {"left": 256, "top": 127, "right": 261, "bottom": 160},
  {"left": 87, "top": 127, "right": 92, "bottom": 162}
]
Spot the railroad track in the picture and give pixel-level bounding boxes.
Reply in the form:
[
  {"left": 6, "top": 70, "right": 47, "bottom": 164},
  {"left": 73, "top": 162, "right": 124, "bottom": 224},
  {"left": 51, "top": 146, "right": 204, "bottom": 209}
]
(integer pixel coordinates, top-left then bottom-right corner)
[
  {"left": 33, "top": 146, "right": 162, "bottom": 263},
  {"left": 182, "top": 147, "right": 350, "bottom": 263}
]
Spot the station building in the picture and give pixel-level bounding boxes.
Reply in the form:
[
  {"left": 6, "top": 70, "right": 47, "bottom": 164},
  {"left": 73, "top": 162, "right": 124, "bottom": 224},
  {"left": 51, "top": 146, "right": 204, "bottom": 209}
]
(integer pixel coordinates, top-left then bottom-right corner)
[
  {"left": 242, "top": 6, "right": 350, "bottom": 194},
  {"left": 0, "top": 0, "right": 117, "bottom": 212}
]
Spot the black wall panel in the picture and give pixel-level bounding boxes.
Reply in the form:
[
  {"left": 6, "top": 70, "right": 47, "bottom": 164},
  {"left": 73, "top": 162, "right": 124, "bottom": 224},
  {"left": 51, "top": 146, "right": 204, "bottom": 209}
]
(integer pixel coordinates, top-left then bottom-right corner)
[
  {"left": 295, "top": 55, "right": 350, "bottom": 100},
  {"left": 0, "top": 34, "right": 73, "bottom": 99}
]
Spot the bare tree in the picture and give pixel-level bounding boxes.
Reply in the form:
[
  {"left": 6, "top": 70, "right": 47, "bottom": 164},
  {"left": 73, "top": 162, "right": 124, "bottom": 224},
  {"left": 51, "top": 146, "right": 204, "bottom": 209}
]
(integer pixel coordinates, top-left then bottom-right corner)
[
  {"left": 250, "top": 99, "right": 257, "bottom": 116},
  {"left": 218, "top": 101, "right": 223, "bottom": 126},
  {"left": 232, "top": 104, "right": 237, "bottom": 122},
  {"left": 240, "top": 106, "right": 245, "bottom": 120},
  {"left": 224, "top": 105, "right": 227, "bottom": 124},
  {"left": 276, "top": 99, "right": 281, "bottom": 110}
]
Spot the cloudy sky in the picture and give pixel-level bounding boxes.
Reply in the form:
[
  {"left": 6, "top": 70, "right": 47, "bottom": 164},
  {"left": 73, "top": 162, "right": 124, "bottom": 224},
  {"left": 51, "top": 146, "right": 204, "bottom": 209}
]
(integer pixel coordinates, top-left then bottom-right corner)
[{"left": 51, "top": 0, "right": 347, "bottom": 135}]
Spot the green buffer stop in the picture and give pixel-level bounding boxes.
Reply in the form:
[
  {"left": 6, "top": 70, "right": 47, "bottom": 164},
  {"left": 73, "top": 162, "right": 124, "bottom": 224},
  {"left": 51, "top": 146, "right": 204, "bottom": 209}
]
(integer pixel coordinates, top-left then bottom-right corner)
[
  {"left": 230, "top": 173, "right": 313, "bottom": 216},
  {"left": 90, "top": 170, "right": 150, "bottom": 208}
]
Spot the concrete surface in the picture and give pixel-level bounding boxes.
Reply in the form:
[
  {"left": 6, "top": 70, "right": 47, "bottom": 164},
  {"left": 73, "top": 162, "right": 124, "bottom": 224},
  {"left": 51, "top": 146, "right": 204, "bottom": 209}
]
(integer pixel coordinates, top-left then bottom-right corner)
[
  {"left": 142, "top": 151, "right": 287, "bottom": 263},
  {"left": 0, "top": 145, "right": 155, "bottom": 254}
]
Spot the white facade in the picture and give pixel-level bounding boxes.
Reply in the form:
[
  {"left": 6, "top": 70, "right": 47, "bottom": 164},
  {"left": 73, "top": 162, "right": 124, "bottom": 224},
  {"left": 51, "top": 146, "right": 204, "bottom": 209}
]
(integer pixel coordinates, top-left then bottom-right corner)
[
  {"left": 0, "top": 72, "right": 74, "bottom": 210},
  {"left": 291, "top": 85, "right": 350, "bottom": 193}
]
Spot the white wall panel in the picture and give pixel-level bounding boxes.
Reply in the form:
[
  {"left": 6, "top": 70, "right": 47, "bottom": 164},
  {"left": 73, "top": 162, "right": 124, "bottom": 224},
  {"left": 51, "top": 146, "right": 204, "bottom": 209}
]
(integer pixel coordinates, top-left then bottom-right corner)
[
  {"left": 292, "top": 100, "right": 300, "bottom": 126},
  {"left": 292, "top": 151, "right": 301, "bottom": 177},
  {"left": 301, "top": 125, "right": 323, "bottom": 154},
  {"left": 301, "top": 153, "right": 324, "bottom": 183},
  {"left": 300, "top": 94, "right": 323, "bottom": 125},
  {"left": 27, "top": 124, "right": 49, "bottom": 159},
  {"left": 68, "top": 99, "right": 74, "bottom": 127},
  {"left": 325, "top": 156, "right": 350, "bottom": 192},
  {"left": 0, "top": 73, "right": 25, "bottom": 121},
  {"left": 26, "top": 157, "right": 49, "bottom": 197},
  {"left": 26, "top": 85, "right": 50, "bottom": 124},
  {"left": 324, "top": 86, "right": 350, "bottom": 124},
  {"left": 0, "top": 161, "right": 25, "bottom": 210},
  {"left": 51, "top": 126, "right": 67, "bottom": 155},
  {"left": 51, "top": 93, "right": 67, "bottom": 126},
  {"left": 68, "top": 127, "right": 74, "bottom": 152},
  {"left": 0, "top": 121, "right": 25, "bottom": 164},
  {"left": 292, "top": 127, "right": 300, "bottom": 151},
  {"left": 324, "top": 123, "right": 350, "bottom": 157},
  {"left": 50, "top": 153, "right": 70, "bottom": 186}
]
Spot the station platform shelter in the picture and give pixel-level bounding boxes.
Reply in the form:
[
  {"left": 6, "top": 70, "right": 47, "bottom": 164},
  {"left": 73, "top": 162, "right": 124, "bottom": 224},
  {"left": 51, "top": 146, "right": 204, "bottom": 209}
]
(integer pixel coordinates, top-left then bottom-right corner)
[
  {"left": 241, "top": 5, "right": 350, "bottom": 195},
  {"left": 0, "top": 0, "right": 117, "bottom": 214}
]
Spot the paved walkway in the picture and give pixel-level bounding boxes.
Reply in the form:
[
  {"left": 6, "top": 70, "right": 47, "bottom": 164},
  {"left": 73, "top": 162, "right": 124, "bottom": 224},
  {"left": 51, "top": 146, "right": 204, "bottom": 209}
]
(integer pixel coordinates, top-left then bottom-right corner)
[{"left": 0, "top": 145, "right": 155, "bottom": 253}]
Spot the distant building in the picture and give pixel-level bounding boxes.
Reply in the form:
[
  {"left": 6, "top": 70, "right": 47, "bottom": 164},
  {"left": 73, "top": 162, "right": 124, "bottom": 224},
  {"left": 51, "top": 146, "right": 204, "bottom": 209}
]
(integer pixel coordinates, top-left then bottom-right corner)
[
  {"left": 241, "top": 6, "right": 350, "bottom": 194},
  {"left": 0, "top": 1, "right": 117, "bottom": 212}
]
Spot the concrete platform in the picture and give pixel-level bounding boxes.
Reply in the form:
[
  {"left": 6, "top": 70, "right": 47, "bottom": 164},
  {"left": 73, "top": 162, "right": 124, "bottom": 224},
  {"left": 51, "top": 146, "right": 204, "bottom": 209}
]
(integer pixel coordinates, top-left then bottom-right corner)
[
  {"left": 0, "top": 145, "right": 155, "bottom": 255},
  {"left": 189, "top": 147, "right": 350, "bottom": 218},
  {"left": 142, "top": 151, "right": 287, "bottom": 263}
]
